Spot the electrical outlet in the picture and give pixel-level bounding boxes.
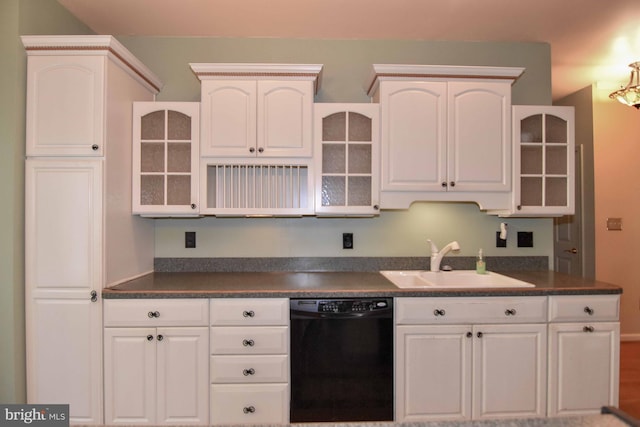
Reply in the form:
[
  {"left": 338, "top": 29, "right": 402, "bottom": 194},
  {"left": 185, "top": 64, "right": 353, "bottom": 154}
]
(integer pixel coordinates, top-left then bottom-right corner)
[
  {"left": 343, "top": 233, "right": 354, "bottom": 249},
  {"left": 496, "top": 231, "right": 507, "bottom": 248},
  {"left": 185, "top": 231, "right": 196, "bottom": 248},
  {"left": 517, "top": 231, "right": 533, "bottom": 248}
]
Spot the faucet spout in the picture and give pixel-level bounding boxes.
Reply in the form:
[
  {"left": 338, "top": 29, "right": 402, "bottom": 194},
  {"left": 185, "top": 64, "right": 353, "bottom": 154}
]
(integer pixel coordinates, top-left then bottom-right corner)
[{"left": 427, "top": 239, "right": 461, "bottom": 272}]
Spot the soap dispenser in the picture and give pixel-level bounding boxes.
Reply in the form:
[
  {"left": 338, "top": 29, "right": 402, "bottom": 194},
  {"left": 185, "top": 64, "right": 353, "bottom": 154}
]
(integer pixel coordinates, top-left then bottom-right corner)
[{"left": 476, "top": 248, "right": 486, "bottom": 274}]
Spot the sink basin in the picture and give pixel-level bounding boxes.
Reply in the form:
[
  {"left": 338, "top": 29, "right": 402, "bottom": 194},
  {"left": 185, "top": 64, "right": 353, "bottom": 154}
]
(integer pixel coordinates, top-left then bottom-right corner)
[{"left": 380, "top": 270, "right": 535, "bottom": 289}]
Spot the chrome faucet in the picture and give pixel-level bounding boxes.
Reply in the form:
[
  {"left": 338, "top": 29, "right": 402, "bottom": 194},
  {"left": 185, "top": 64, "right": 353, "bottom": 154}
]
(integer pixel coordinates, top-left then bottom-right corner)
[{"left": 428, "top": 239, "right": 461, "bottom": 272}]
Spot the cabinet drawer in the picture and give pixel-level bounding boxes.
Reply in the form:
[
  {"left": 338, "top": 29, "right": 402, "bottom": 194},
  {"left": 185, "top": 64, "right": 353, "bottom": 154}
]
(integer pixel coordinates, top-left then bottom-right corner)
[
  {"left": 211, "top": 326, "right": 288, "bottom": 354},
  {"left": 211, "top": 355, "right": 288, "bottom": 383},
  {"left": 210, "top": 383, "right": 289, "bottom": 425},
  {"left": 210, "top": 298, "right": 288, "bottom": 326},
  {"left": 548, "top": 295, "right": 620, "bottom": 322},
  {"left": 104, "top": 299, "right": 209, "bottom": 327},
  {"left": 395, "top": 296, "right": 547, "bottom": 324}
]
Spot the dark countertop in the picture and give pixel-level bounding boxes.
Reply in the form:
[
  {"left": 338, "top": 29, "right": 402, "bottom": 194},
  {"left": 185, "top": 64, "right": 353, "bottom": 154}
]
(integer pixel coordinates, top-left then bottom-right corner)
[{"left": 102, "top": 270, "right": 622, "bottom": 299}]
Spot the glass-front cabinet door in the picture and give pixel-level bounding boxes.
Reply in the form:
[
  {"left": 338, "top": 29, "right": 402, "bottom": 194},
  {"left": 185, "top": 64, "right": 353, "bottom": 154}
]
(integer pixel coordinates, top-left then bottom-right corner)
[
  {"left": 314, "top": 104, "right": 380, "bottom": 216},
  {"left": 132, "top": 102, "right": 200, "bottom": 216},
  {"left": 511, "top": 105, "right": 575, "bottom": 216}
]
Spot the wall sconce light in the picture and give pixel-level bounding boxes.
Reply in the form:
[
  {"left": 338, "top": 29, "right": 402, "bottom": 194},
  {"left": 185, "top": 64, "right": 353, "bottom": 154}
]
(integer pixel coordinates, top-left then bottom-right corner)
[{"left": 609, "top": 62, "right": 640, "bottom": 108}]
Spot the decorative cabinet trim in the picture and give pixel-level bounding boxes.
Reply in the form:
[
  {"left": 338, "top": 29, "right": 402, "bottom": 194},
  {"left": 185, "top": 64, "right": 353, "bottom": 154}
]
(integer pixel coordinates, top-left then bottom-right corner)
[
  {"left": 366, "top": 64, "right": 524, "bottom": 97},
  {"left": 190, "top": 63, "right": 323, "bottom": 93},
  {"left": 22, "top": 35, "right": 162, "bottom": 94}
]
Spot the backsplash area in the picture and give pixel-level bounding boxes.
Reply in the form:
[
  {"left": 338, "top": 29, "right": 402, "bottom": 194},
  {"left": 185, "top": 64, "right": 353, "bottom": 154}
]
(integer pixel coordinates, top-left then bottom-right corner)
[
  {"left": 154, "top": 202, "right": 554, "bottom": 265},
  {"left": 155, "top": 256, "right": 548, "bottom": 273}
]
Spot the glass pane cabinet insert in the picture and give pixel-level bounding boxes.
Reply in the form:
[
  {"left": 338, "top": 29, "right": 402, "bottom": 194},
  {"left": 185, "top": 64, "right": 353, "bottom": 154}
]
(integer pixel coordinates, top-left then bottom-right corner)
[
  {"left": 315, "top": 104, "right": 379, "bottom": 215},
  {"left": 513, "top": 106, "right": 574, "bottom": 216},
  {"left": 133, "top": 102, "right": 200, "bottom": 215}
]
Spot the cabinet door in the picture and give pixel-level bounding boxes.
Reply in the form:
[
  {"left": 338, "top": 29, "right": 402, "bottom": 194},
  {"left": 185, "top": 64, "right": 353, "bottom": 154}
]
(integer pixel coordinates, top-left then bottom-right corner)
[
  {"left": 314, "top": 103, "right": 380, "bottom": 215},
  {"left": 25, "top": 159, "right": 103, "bottom": 424},
  {"left": 512, "top": 106, "right": 575, "bottom": 216},
  {"left": 258, "top": 80, "right": 313, "bottom": 157},
  {"left": 379, "top": 81, "right": 447, "bottom": 192},
  {"left": 447, "top": 81, "right": 511, "bottom": 192},
  {"left": 200, "top": 80, "right": 257, "bottom": 157},
  {"left": 472, "top": 323, "right": 547, "bottom": 419},
  {"left": 157, "top": 327, "right": 209, "bottom": 425},
  {"left": 132, "top": 102, "right": 200, "bottom": 215},
  {"left": 548, "top": 322, "right": 620, "bottom": 416},
  {"left": 26, "top": 56, "right": 105, "bottom": 156},
  {"left": 395, "top": 325, "right": 472, "bottom": 421},
  {"left": 104, "top": 328, "right": 157, "bottom": 424}
]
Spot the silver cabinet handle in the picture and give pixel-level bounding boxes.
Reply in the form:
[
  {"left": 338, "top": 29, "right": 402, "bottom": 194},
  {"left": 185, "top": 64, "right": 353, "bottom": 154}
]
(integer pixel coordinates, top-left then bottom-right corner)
[
  {"left": 505, "top": 308, "right": 517, "bottom": 316},
  {"left": 157, "top": 334, "right": 164, "bottom": 341},
  {"left": 583, "top": 326, "right": 595, "bottom": 333},
  {"left": 242, "top": 339, "right": 255, "bottom": 347},
  {"left": 243, "top": 310, "right": 255, "bottom": 318},
  {"left": 147, "top": 335, "right": 154, "bottom": 341},
  {"left": 243, "top": 406, "right": 255, "bottom": 414},
  {"left": 477, "top": 331, "right": 483, "bottom": 338},
  {"left": 584, "top": 306, "right": 594, "bottom": 315},
  {"left": 91, "top": 144, "right": 99, "bottom": 151},
  {"left": 243, "top": 368, "right": 255, "bottom": 376},
  {"left": 148, "top": 311, "right": 160, "bottom": 318},
  {"left": 249, "top": 147, "right": 256, "bottom": 153},
  {"left": 90, "top": 290, "right": 98, "bottom": 302},
  {"left": 433, "top": 309, "right": 446, "bottom": 316}
]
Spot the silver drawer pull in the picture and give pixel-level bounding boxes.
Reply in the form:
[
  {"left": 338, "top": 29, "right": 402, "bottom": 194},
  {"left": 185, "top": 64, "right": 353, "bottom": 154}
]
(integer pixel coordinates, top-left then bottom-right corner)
[
  {"left": 584, "top": 306, "right": 594, "bottom": 315},
  {"left": 242, "top": 339, "right": 255, "bottom": 347},
  {"left": 583, "top": 326, "right": 595, "bottom": 333},
  {"left": 505, "top": 308, "right": 517, "bottom": 316},
  {"left": 243, "top": 310, "right": 255, "bottom": 318},
  {"left": 243, "top": 368, "right": 255, "bottom": 376},
  {"left": 433, "top": 309, "right": 446, "bottom": 316},
  {"left": 148, "top": 311, "right": 160, "bottom": 318},
  {"left": 243, "top": 406, "right": 255, "bottom": 414}
]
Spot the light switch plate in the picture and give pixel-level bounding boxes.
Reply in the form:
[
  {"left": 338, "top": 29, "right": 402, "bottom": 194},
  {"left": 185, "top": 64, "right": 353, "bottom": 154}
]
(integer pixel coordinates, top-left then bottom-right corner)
[{"left": 606, "top": 218, "right": 622, "bottom": 231}]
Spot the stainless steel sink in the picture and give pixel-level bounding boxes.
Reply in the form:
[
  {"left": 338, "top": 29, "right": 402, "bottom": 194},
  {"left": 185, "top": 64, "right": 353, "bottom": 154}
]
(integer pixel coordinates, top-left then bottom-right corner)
[{"left": 380, "top": 270, "right": 535, "bottom": 289}]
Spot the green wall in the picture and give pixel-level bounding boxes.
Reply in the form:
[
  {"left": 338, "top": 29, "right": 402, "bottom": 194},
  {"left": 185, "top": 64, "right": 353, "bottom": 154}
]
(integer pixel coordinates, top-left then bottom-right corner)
[{"left": 0, "top": 0, "right": 93, "bottom": 404}]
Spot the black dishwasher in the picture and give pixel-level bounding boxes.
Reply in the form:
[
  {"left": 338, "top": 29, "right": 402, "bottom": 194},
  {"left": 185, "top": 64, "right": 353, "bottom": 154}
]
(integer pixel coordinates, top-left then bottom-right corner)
[{"left": 290, "top": 298, "right": 393, "bottom": 422}]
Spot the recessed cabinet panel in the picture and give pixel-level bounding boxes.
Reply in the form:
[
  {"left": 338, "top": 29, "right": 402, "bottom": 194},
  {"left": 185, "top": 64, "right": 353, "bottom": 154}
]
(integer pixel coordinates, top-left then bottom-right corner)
[
  {"left": 314, "top": 103, "right": 380, "bottom": 215},
  {"left": 133, "top": 102, "right": 200, "bottom": 216},
  {"left": 381, "top": 82, "right": 446, "bottom": 191},
  {"left": 26, "top": 56, "right": 105, "bottom": 156},
  {"left": 447, "top": 82, "right": 511, "bottom": 192}
]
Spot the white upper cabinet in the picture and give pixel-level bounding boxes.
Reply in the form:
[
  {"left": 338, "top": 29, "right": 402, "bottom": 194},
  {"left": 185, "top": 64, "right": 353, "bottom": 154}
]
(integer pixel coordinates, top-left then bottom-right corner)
[
  {"left": 132, "top": 102, "right": 200, "bottom": 216},
  {"left": 499, "top": 105, "right": 575, "bottom": 217},
  {"left": 367, "top": 64, "right": 523, "bottom": 210},
  {"left": 191, "top": 63, "right": 322, "bottom": 158},
  {"left": 23, "top": 36, "right": 162, "bottom": 157},
  {"left": 314, "top": 103, "right": 380, "bottom": 216}
]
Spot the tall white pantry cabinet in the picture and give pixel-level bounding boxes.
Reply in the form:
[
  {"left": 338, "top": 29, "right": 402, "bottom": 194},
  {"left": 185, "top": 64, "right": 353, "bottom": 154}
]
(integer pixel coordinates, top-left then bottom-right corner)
[{"left": 23, "top": 36, "right": 161, "bottom": 424}]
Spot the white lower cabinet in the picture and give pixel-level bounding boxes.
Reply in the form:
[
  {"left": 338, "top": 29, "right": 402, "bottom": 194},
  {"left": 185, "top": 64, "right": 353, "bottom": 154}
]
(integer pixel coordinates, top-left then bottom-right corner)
[
  {"left": 210, "top": 298, "right": 290, "bottom": 425},
  {"left": 395, "top": 297, "right": 547, "bottom": 421},
  {"left": 103, "top": 299, "right": 209, "bottom": 425},
  {"left": 547, "top": 295, "right": 620, "bottom": 416}
]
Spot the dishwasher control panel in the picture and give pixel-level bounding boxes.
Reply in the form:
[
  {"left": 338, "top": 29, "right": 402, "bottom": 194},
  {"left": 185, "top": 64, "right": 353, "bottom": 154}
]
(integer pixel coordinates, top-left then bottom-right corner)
[{"left": 291, "top": 298, "right": 392, "bottom": 316}]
